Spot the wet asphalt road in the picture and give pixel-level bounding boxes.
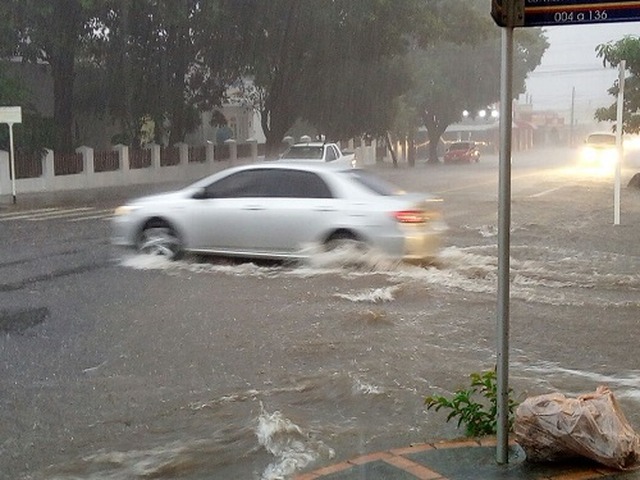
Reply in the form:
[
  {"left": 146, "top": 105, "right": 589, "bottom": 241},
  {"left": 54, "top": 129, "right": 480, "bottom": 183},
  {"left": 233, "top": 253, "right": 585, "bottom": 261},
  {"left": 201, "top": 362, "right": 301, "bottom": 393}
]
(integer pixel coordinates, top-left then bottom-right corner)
[{"left": 1, "top": 147, "right": 640, "bottom": 479}]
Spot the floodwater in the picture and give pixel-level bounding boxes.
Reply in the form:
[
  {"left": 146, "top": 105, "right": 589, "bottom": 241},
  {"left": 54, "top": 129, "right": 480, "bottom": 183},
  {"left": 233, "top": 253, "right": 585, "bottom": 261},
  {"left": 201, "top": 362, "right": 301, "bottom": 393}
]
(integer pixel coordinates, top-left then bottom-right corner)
[{"left": 16, "top": 234, "right": 639, "bottom": 480}]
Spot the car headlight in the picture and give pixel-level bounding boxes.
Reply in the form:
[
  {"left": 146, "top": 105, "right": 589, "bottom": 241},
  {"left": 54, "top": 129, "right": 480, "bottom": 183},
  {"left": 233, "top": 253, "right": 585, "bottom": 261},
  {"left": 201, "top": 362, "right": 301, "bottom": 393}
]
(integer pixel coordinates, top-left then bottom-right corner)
[
  {"left": 114, "top": 205, "right": 139, "bottom": 216},
  {"left": 603, "top": 148, "right": 618, "bottom": 163},
  {"left": 582, "top": 147, "right": 597, "bottom": 162}
]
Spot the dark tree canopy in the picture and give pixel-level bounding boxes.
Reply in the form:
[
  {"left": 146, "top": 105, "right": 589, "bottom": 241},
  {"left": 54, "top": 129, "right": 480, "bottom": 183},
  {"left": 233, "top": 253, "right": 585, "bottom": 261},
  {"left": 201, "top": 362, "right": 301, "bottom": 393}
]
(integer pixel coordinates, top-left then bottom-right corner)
[
  {"left": 239, "top": 0, "right": 458, "bottom": 157},
  {"left": 0, "top": 0, "right": 104, "bottom": 152}
]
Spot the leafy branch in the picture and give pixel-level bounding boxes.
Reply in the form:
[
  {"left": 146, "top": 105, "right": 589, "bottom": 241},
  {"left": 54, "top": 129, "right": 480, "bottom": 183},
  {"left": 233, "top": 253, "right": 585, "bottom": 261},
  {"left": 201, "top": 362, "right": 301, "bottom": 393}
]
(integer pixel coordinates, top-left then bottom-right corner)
[{"left": 425, "top": 370, "right": 518, "bottom": 437}]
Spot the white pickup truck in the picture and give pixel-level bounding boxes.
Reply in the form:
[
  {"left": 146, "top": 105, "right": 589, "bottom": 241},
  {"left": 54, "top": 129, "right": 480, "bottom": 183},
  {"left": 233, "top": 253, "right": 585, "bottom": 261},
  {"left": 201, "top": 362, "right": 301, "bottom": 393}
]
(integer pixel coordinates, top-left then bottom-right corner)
[{"left": 280, "top": 142, "right": 356, "bottom": 167}]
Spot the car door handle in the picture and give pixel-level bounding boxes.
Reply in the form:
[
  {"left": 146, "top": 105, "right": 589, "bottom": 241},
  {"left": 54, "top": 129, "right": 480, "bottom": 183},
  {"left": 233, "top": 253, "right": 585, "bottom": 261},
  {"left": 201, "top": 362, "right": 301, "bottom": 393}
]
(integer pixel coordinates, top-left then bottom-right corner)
[
  {"left": 313, "top": 206, "right": 336, "bottom": 212},
  {"left": 243, "top": 205, "right": 265, "bottom": 211}
]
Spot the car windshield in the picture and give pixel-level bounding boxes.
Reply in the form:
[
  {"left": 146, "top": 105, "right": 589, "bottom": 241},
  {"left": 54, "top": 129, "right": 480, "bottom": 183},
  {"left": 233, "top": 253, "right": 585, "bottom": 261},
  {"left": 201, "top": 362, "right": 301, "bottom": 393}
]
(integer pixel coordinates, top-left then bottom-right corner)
[
  {"left": 343, "top": 169, "right": 404, "bottom": 196},
  {"left": 586, "top": 134, "right": 616, "bottom": 146},
  {"left": 281, "top": 145, "right": 324, "bottom": 159},
  {"left": 449, "top": 142, "right": 472, "bottom": 150}
]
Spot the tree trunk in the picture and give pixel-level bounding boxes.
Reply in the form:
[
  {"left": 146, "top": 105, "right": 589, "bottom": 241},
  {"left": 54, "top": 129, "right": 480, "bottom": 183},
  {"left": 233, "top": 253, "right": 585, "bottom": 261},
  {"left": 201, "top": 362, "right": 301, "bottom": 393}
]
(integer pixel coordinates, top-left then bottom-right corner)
[
  {"left": 168, "top": 24, "right": 191, "bottom": 146},
  {"left": 51, "top": 0, "right": 81, "bottom": 153},
  {"left": 408, "top": 130, "right": 416, "bottom": 167},
  {"left": 385, "top": 131, "right": 398, "bottom": 167},
  {"left": 422, "top": 111, "right": 446, "bottom": 164},
  {"left": 261, "top": 105, "right": 292, "bottom": 160}
]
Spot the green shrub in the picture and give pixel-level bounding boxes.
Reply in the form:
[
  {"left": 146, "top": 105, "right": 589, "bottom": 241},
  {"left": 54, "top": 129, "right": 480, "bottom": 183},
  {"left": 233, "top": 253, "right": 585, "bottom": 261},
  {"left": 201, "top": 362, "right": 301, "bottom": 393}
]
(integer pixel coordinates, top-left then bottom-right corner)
[{"left": 425, "top": 369, "right": 518, "bottom": 437}]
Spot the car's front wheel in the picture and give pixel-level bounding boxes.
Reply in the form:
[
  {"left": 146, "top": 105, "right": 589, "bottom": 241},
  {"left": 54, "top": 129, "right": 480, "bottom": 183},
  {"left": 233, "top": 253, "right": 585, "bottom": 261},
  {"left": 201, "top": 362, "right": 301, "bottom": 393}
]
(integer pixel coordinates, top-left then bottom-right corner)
[{"left": 138, "top": 222, "right": 183, "bottom": 259}]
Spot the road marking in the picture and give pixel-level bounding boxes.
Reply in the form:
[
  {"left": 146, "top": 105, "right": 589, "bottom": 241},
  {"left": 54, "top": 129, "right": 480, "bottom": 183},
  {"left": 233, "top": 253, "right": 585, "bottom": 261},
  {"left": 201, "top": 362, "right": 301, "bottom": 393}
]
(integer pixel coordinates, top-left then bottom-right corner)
[
  {"left": 68, "top": 211, "right": 114, "bottom": 222},
  {"left": 25, "top": 207, "right": 95, "bottom": 220},
  {"left": 0, "top": 207, "right": 111, "bottom": 222},
  {"left": 0, "top": 207, "right": 59, "bottom": 219},
  {"left": 528, "top": 187, "right": 563, "bottom": 198}
]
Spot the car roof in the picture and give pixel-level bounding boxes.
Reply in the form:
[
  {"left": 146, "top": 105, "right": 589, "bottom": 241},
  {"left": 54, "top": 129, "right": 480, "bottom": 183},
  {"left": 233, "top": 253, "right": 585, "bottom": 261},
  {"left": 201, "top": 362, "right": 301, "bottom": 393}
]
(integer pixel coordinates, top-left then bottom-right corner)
[
  {"left": 188, "top": 161, "right": 350, "bottom": 188},
  {"left": 289, "top": 142, "right": 327, "bottom": 147},
  {"left": 586, "top": 132, "right": 616, "bottom": 144},
  {"left": 257, "top": 160, "right": 348, "bottom": 171}
]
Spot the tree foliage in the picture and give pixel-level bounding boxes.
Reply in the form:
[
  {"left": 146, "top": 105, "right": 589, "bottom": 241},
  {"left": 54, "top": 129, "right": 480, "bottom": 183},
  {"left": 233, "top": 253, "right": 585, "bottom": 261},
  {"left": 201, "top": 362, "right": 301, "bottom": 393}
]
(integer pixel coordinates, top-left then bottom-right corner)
[
  {"left": 595, "top": 36, "right": 640, "bottom": 133},
  {"left": 81, "top": 0, "right": 249, "bottom": 146},
  {"left": 0, "top": 62, "right": 54, "bottom": 155},
  {"left": 0, "top": 0, "right": 103, "bottom": 152},
  {"left": 240, "top": 0, "right": 451, "bottom": 157}
]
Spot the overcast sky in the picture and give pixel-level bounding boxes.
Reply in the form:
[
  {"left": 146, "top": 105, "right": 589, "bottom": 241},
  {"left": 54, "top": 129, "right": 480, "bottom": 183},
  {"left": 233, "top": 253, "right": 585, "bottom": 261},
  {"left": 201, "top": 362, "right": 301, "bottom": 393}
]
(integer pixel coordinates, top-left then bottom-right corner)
[{"left": 521, "top": 22, "right": 640, "bottom": 123}]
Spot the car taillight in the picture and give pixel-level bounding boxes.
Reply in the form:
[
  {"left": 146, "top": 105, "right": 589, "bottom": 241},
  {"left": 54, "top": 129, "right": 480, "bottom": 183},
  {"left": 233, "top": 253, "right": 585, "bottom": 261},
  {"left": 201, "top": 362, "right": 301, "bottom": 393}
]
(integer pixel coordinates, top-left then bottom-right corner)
[{"left": 394, "top": 209, "right": 426, "bottom": 224}]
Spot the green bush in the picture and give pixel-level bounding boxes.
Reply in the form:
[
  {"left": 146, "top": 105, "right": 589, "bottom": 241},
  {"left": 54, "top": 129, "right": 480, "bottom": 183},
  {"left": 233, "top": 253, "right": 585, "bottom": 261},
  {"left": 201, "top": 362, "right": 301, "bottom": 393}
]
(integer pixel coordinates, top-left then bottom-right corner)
[{"left": 425, "top": 369, "right": 518, "bottom": 437}]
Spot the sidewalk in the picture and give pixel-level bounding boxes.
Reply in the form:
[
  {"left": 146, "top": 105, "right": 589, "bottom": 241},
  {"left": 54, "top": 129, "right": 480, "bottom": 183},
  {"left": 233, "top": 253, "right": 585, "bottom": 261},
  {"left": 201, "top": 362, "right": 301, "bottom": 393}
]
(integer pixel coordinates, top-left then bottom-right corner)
[{"left": 295, "top": 437, "right": 640, "bottom": 480}]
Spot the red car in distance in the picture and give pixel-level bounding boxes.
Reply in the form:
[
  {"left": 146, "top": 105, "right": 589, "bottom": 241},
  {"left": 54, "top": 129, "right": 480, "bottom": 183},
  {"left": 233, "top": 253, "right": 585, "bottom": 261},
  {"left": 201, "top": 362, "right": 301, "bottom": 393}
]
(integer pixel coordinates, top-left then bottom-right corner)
[{"left": 444, "top": 141, "right": 480, "bottom": 164}]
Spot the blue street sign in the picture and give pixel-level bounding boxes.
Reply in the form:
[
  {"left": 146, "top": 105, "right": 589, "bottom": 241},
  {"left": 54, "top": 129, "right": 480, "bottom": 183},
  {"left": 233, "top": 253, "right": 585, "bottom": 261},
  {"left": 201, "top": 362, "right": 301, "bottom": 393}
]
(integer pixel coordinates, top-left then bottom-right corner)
[{"left": 524, "top": 0, "right": 640, "bottom": 27}]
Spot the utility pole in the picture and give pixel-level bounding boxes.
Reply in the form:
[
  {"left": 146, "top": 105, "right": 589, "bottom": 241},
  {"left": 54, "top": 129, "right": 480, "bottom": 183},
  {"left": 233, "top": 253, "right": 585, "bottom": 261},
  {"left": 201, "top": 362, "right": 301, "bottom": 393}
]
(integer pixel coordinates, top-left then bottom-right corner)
[{"left": 569, "top": 87, "right": 576, "bottom": 148}]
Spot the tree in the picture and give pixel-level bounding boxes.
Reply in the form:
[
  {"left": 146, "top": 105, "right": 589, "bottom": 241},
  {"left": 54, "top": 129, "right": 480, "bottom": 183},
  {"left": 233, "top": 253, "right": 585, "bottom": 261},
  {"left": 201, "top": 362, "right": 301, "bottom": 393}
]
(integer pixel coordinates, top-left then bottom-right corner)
[
  {"left": 0, "top": 61, "right": 54, "bottom": 156},
  {"left": 242, "top": 0, "right": 446, "bottom": 158},
  {"left": 81, "top": 0, "right": 248, "bottom": 146},
  {"left": 0, "top": 0, "right": 102, "bottom": 153},
  {"left": 407, "top": 25, "right": 547, "bottom": 163},
  {"left": 595, "top": 36, "right": 640, "bottom": 133}
]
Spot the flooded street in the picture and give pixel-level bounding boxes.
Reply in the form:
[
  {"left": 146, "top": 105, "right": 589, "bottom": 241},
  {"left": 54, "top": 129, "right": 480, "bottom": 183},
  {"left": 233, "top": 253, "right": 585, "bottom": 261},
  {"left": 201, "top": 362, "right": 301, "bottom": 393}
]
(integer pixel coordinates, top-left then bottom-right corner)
[{"left": 1, "top": 148, "right": 640, "bottom": 479}]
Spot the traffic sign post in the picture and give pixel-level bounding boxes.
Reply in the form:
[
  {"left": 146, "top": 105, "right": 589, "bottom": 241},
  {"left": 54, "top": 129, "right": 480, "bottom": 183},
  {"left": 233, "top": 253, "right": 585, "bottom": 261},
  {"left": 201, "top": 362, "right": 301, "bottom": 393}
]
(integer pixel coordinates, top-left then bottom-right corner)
[{"left": 491, "top": 0, "right": 525, "bottom": 27}]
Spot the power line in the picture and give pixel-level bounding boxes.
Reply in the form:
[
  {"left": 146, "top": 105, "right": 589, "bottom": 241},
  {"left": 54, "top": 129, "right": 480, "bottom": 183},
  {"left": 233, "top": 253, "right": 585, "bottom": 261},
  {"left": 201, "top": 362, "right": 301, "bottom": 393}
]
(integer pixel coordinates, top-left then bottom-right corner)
[{"left": 528, "top": 66, "right": 615, "bottom": 76}]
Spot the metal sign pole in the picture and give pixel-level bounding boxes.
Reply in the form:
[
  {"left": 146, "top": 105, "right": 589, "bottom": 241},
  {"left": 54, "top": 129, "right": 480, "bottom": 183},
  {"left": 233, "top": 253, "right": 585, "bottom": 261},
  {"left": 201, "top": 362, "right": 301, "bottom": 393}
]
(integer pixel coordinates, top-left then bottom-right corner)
[
  {"left": 614, "top": 60, "right": 625, "bottom": 225},
  {"left": 9, "top": 122, "right": 17, "bottom": 204},
  {"left": 0, "top": 107, "right": 22, "bottom": 203},
  {"left": 496, "top": 25, "right": 514, "bottom": 466}
]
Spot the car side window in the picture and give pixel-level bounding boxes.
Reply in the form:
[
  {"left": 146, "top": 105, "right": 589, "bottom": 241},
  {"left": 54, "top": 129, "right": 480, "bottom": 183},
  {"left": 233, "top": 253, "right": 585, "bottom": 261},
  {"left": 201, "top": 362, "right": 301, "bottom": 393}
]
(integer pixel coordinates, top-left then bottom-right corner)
[
  {"left": 258, "top": 169, "right": 333, "bottom": 198},
  {"left": 204, "top": 169, "right": 333, "bottom": 199},
  {"left": 325, "top": 146, "right": 337, "bottom": 162},
  {"left": 289, "top": 171, "right": 333, "bottom": 198},
  {"left": 204, "top": 170, "right": 263, "bottom": 198}
]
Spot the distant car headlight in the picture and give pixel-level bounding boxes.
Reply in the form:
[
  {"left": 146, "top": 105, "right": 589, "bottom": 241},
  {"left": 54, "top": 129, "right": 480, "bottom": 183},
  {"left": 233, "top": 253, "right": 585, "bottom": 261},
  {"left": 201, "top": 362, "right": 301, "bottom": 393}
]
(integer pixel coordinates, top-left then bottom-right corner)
[
  {"left": 114, "top": 205, "right": 139, "bottom": 216},
  {"left": 581, "top": 147, "right": 597, "bottom": 163},
  {"left": 602, "top": 148, "right": 618, "bottom": 164}
]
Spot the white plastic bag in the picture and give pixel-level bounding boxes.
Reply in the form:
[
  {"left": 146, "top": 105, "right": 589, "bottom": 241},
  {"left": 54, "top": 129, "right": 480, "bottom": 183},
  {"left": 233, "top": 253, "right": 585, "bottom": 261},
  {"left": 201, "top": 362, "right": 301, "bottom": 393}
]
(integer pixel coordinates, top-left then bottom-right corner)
[{"left": 515, "top": 386, "right": 640, "bottom": 470}]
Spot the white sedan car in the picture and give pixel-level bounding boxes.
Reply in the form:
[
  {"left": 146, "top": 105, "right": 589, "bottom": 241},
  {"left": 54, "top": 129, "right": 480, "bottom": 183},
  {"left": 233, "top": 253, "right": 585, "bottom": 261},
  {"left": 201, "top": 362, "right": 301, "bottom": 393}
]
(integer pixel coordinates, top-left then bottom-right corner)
[{"left": 112, "top": 162, "right": 446, "bottom": 263}]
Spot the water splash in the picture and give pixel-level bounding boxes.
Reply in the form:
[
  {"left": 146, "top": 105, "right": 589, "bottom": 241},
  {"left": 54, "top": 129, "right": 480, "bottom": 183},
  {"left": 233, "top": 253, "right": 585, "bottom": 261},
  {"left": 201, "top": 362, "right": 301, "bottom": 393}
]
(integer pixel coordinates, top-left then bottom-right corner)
[
  {"left": 256, "top": 404, "right": 334, "bottom": 480},
  {"left": 335, "top": 285, "right": 400, "bottom": 303},
  {"left": 119, "top": 243, "right": 640, "bottom": 308}
]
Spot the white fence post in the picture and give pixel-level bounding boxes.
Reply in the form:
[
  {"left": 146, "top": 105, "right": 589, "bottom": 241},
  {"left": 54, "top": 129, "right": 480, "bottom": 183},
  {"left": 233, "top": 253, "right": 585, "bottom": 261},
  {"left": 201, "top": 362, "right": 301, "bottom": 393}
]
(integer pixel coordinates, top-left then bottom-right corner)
[
  {"left": 114, "top": 144, "right": 130, "bottom": 184},
  {"left": 247, "top": 138, "right": 258, "bottom": 162},
  {"left": 225, "top": 139, "right": 237, "bottom": 163},
  {"left": 206, "top": 141, "right": 215, "bottom": 164},
  {"left": 177, "top": 142, "right": 188, "bottom": 165},
  {"left": 43, "top": 149, "right": 54, "bottom": 190},
  {"left": 76, "top": 145, "right": 94, "bottom": 187},
  {"left": 149, "top": 143, "right": 161, "bottom": 168}
]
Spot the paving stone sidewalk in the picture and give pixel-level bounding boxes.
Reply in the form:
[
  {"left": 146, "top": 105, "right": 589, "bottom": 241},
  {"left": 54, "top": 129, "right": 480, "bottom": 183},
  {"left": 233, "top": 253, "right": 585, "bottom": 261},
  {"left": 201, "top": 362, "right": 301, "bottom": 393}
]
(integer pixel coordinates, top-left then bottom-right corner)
[{"left": 295, "top": 438, "right": 640, "bottom": 480}]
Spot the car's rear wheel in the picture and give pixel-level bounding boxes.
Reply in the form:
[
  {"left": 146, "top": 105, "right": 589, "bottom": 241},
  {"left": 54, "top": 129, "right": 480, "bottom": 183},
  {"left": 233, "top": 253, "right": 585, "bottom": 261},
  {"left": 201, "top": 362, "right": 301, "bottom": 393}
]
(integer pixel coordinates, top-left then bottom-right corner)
[
  {"left": 138, "top": 222, "right": 183, "bottom": 259},
  {"left": 325, "top": 231, "right": 367, "bottom": 253}
]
